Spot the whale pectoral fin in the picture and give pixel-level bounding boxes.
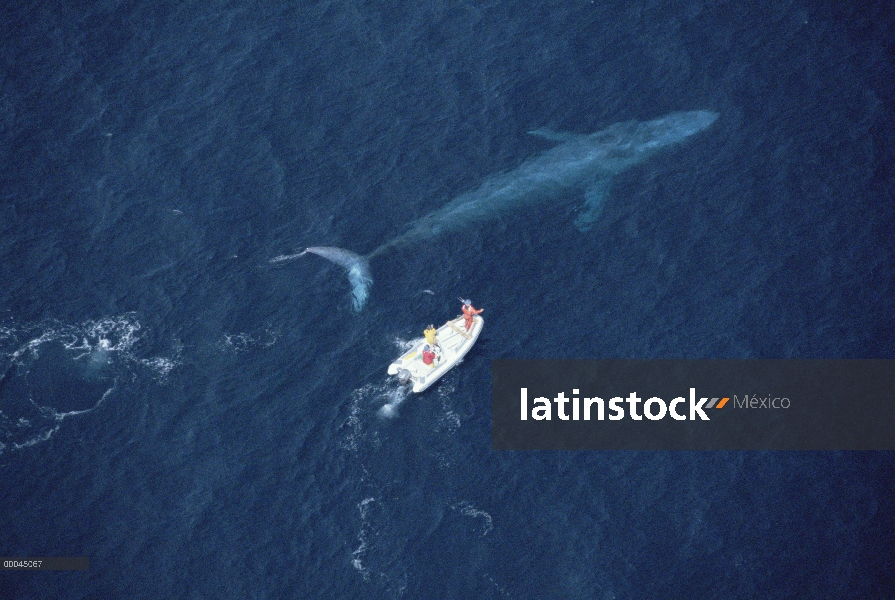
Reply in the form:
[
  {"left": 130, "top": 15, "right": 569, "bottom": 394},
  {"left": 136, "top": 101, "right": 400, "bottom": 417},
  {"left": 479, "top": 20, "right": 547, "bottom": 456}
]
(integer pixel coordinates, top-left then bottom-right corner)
[
  {"left": 527, "top": 128, "right": 577, "bottom": 143},
  {"left": 573, "top": 176, "right": 612, "bottom": 232}
]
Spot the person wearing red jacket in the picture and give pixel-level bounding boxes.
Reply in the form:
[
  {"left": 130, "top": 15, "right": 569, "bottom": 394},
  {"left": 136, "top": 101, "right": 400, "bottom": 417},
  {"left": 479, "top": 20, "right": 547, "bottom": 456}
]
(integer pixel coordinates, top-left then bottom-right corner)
[
  {"left": 422, "top": 345, "right": 436, "bottom": 367},
  {"left": 461, "top": 299, "right": 483, "bottom": 331}
]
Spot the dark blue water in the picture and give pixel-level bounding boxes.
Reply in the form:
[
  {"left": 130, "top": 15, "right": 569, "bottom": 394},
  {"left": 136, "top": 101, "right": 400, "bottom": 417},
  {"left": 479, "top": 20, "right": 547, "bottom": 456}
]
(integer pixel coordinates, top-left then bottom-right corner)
[{"left": 2, "top": 1, "right": 894, "bottom": 597}]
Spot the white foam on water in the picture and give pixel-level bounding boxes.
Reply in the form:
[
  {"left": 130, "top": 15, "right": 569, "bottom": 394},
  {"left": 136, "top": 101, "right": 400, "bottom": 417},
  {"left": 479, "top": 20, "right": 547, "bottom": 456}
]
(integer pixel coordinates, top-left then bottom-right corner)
[
  {"left": 61, "top": 314, "right": 142, "bottom": 360},
  {"left": 344, "top": 373, "right": 413, "bottom": 423},
  {"left": 351, "top": 497, "right": 376, "bottom": 581},
  {"left": 139, "top": 356, "right": 180, "bottom": 383},
  {"left": 55, "top": 384, "right": 118, "bottom": 420},
  {"left": 0, "top": 314, "right": 179, "bottom": 455},
  {"left": 377, "top": 385, "right": 410, "bottom": 419},
  {"left": 13, "top": 424, "right": 60, "bottom": 450},
  {"left": 339, "top": 386, "right": 367, "bottom": 452},
  {"left": 342, "top": 364, "right": 480, "bottom": 593},
  {"left": 434, "top": 377, "right": 462, "bottom": 434},
  {"left": 268, "top": 251, "right": 306, "bottom": 264},
  {"left": 487, "top": 575, "right": 512, "bottom": 598},
  {"left": 390, "top": 335, "right": 418, "bottom": 353},
  {"left": 340, "top": 384, "right": 391, "bottom": 452},
  {"left": 219, "top": 326, "right": 280, "bottom": 353},
  {"left": 142, "top": 338, "right": 183, "bottom": 383},
  {"left": 452, "top": 500, "right": 494, "bottom": 537}
]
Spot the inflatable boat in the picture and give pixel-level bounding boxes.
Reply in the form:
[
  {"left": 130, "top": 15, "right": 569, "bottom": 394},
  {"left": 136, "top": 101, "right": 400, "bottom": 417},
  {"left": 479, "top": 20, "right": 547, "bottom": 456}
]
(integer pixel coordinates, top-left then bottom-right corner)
[{"left": 387, "top": 314, "right": 484, "bottom": 393}]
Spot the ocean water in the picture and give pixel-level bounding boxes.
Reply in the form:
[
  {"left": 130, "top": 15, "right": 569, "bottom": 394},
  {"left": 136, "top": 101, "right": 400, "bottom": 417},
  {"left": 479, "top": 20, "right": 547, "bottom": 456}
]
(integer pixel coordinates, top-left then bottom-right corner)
[{"left": 2, "top": 0, "right": 894, "bottom": 598}]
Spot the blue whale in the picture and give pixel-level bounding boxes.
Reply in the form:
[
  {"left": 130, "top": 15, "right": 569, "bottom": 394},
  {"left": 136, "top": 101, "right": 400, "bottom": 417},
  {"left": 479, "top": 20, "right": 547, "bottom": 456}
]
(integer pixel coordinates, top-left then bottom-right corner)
[{"left": 273, "top": 110, "right": 719, "bottom": 311}]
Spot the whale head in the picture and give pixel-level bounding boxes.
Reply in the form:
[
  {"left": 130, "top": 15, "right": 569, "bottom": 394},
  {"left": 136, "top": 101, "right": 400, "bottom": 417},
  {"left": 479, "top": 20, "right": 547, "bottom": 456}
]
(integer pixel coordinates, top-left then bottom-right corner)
[{"left": 649, "top": 110, "right": 719, "bottom": 143}]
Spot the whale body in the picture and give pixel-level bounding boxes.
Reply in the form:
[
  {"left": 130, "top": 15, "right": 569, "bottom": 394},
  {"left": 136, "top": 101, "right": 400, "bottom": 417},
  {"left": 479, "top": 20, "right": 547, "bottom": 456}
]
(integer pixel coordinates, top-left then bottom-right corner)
[{"left": 274, "top": 110, "right": 719, "bottom": 311}]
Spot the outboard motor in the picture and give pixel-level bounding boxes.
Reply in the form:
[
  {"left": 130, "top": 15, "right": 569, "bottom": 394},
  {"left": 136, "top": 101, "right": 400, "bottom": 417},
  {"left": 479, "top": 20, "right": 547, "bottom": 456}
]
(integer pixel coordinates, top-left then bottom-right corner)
[{"left": 396, "top": 368, "right": 413, "bottom": 384}]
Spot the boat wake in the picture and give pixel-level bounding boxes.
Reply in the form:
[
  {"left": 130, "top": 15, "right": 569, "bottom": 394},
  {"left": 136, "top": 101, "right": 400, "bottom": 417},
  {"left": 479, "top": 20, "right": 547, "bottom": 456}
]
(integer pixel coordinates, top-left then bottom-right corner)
[
  {"left": 377, "top": 385, "right": 411, "bottom": 419},
  {"left": 340, "top": 376, "right": 506, "bottom": 595}
]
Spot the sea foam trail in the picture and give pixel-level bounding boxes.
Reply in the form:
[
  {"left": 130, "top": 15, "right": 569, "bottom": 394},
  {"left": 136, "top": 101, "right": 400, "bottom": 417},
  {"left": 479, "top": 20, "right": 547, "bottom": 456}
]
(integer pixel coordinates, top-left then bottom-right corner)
[
  {"left": 0, "top": 314, "right": 180, "bottom": 455},
  {"left": 377, "top": 385, "right": 411, "bottom": 419},
  {"left": 268, "top": 250, "right": 307, "bottom": 264}
]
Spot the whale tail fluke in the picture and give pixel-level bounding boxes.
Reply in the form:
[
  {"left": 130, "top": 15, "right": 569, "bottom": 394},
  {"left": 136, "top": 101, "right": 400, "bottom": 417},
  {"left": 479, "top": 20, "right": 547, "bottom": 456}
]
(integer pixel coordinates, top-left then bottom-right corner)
[
  {"left": 296, "top": 246, "right": 373, "bottom": 312},
  {"left": 345, "top": 258, "right": 373, "bottom": 312}
]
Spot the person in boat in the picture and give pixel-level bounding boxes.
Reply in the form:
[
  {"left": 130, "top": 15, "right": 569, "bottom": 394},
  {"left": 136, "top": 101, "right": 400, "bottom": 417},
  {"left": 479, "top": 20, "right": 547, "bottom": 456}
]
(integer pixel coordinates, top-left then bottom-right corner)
[
  {"left": 461, "top": 299, "right": 483, "bottom": 331},
  {"left": 422, "top": 344, "right": 436, "bottom": 367},
  {"left": 424, "top": 324, "right": 438, "bottom": 347}
]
